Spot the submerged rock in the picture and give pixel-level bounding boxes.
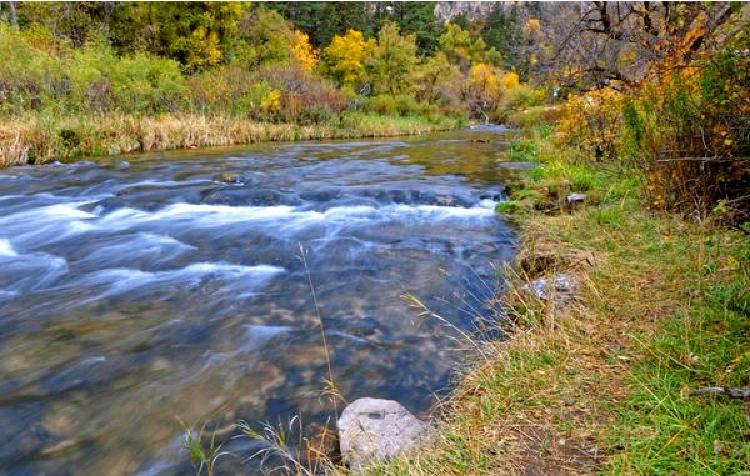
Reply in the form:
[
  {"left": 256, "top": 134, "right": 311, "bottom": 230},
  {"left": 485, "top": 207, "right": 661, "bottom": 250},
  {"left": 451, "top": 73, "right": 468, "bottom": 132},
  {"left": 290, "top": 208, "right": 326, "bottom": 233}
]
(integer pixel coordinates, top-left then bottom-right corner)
[
  {"left": 212, "top": 172, "right": 243, "bottom": 184},
  {"left": 338, "top": 398, "right": 433, "bottom": 471}
]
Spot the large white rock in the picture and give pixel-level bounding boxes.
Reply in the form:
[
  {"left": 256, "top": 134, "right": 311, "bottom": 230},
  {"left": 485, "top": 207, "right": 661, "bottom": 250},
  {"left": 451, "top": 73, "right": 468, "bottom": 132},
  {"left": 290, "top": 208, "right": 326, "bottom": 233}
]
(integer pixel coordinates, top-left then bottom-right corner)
[{"left": 337, "top": 398, "right": 433, "bottom": 471}]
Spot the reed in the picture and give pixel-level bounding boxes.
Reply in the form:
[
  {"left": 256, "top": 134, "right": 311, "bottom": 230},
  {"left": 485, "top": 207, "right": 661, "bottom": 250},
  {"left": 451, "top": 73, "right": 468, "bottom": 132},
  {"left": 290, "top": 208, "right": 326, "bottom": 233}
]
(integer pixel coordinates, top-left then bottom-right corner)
[{"left": 0, "top": 112, "right": 461, "bottom": 168}]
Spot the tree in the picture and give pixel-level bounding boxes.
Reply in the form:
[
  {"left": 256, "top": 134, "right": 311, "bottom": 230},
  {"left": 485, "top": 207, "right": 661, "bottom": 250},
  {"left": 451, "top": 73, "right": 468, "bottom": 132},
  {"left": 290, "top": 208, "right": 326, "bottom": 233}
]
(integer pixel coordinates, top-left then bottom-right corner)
[
  {"left": 323, "top": 29, "right": 375, "bottom": 88},
  {"left": 481, "top": 3, "right": 520, "bottom": 69},
  {"left": 267, "top": 1, "right": 370, "bottom": 48},
  {"left": 450, "top": 13, "right": 470, "bottom": 31},
  {"left": 412, "top": 51, "right": 462, "bottom": 107},
  {"left": 290, "top": 30, "right": 317, "bottom": 73},
  {"left": 439, "top": 23, "right": 486, "bottom": 70},
  {"left": 385, "top": 2, "right": 444, "bottom": 55},
  {"left": 541, "top": 1, "right": 738, "bottom": 89},
  {"left": 4, "top": 1, "right": 18, "bottom": 29},
  {"left": 16, "top": 1, "right": 115, "bottom": 46},
  {"left": 466, "top": 63, "right": 504, "bottom": 121},
  {"left": 233, "top": 8, "right": 316, "bottom": 72},
  {"left": 108, "top": 2, "right": 250, "bottom": 71},
  {"left": 371, "top": 22, "right": 417, "bottom": 96}
]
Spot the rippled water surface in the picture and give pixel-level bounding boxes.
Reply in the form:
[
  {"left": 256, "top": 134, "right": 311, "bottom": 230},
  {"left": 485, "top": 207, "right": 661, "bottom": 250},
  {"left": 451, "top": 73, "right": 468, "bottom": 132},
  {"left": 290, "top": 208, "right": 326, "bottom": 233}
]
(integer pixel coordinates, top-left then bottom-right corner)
[{"left": 0, "top": 127, "right": 519, "bottom": 474}]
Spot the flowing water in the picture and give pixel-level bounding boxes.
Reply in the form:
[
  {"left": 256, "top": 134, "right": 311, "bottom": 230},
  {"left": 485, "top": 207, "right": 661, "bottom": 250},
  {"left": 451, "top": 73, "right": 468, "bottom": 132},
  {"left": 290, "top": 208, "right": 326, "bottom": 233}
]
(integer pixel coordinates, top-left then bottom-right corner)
[{"left": 0, "top": 126, "right": 520, "bottom": 474}]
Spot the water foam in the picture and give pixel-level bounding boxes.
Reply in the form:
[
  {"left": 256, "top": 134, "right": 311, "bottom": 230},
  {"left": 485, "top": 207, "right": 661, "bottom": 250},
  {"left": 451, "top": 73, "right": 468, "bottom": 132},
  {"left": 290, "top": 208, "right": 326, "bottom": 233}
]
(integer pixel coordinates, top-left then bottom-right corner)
[
  {"left": 0, "top": 239, "right": 17, "bottom": 256},
  {"left": 78, "top": 262, "right": 284, "bottom": 299}
]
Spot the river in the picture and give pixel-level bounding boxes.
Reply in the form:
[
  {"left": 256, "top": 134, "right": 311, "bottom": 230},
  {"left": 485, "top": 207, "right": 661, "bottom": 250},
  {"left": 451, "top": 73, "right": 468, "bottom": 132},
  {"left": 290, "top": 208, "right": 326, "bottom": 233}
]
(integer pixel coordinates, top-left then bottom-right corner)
[{"left": 0, "top": 126, "right": 519, "bottom": 474}]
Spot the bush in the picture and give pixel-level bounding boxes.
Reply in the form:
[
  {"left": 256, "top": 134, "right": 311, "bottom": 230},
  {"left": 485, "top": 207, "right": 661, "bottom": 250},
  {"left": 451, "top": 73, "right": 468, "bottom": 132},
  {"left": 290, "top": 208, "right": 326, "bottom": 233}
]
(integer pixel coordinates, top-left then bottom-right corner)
[
  {"left": 366, "top": 95, "right": 398, "bottom": 116},
  {"left": 0, "top": 25, "right": 186, "bottom": 116},
  {"left": 503, "top": 85, "right": 547, "bottom": 110},
  {"left": 0, "top": 24, "right": 61, "bottom": 114},
  {"left": 395, "top": 95, "right": 419, "bottom": 116},
  {"left": 556, "top": 87, "right": 626, "bottom": 161},
  {"left": 628, "top": 41, "right": 750, "bottom": 223}
]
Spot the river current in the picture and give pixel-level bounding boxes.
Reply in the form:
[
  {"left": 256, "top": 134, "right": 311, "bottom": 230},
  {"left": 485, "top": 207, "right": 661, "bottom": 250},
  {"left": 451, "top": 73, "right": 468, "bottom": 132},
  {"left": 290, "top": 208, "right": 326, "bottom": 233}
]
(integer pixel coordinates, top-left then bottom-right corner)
[{"left": 0, "top": 126, "right": 518, "bottom": 474}]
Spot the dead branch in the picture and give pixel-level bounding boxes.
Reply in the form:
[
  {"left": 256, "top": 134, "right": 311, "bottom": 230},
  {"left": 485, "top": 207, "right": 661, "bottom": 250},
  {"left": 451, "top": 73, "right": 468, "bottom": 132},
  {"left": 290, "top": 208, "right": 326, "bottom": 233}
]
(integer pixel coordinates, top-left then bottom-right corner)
[{"left": 690, "top": 386, "right": 750, "bottom": 399}]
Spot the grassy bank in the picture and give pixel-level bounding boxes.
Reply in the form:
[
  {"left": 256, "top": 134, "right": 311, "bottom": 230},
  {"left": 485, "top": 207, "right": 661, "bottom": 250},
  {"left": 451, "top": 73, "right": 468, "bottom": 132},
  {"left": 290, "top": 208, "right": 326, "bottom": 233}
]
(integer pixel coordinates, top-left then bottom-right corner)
[
  {"left": 0, "top": 112, "right": 461, "bottom": 167},
  {"left": 369, "top": 127, "right": 749, "bottom": 474}
]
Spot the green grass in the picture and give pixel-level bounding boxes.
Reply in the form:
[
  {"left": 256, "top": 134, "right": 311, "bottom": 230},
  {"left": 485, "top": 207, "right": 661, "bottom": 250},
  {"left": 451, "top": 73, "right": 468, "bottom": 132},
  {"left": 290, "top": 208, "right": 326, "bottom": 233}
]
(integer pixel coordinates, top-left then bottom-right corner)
[
  {"left": 607, "top": 237, "right": 750, "bottom": 474},
  {"left": 495, "top": 200, "right": 527, "bottom": 215}
]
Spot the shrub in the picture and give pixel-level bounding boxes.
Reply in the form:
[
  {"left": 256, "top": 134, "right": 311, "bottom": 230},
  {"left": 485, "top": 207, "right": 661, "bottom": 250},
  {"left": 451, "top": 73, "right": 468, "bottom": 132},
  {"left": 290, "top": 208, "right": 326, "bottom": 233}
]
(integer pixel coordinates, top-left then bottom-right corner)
[
  {"left": 0, "top": 24, "right": 61, "bottom": 114},
  {"left": 629, "top": 40, "right": 750, "bottom": 223},
  {"left": 394, "top": 95, "right": 420, "bottom": 116},
  {"left": 366, "top": 95, "right": 398, "bottom": 116},
  {"left": 556, "top": 87, "right": 626, "bottom": 161},
  {"left": 0, "top": 25, "right": 186, "bottom": 116},
  {"left": 495, "top": 200, "right": 527, "bottom": 215}
]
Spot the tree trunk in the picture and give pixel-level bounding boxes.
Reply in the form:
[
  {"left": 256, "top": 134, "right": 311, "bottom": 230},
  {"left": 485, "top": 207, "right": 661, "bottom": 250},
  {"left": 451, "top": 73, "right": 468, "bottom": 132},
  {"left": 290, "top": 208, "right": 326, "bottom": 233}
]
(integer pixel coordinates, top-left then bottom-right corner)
[{"left": 7, "top": 1, "right": 19, "bottom": 29}]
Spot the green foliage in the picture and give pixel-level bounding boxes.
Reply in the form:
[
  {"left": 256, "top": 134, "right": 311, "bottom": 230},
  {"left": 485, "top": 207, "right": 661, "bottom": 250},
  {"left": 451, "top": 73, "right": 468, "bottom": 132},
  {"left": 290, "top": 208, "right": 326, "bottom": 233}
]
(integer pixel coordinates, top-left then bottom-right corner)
[
  {"left": 1, "top": 2, "right": 542, "bottom": 132},
  {"left": 267, "top": 1, "right": 371, "bottom": 48},
  {"left": 0, "top": 25, "right": 185, "bottom": 116},
  {"left": 411, "top": 52, "right": 464, "bottom": 114},
  {"left": 495, "top": 200, "right": 527, "bottom": 215},
  {"left": 481, "top": 5, "right": 519, "bottom": 68},
  {"left": 439, "top": 23, "right": 486, "bottom": 67},
  {"left": 109, "top": 2, "right": 250, "bottom": 71},
  {"left": 181, "top": 421, "right": 228, "bottom": 476},
  {"left": 16, "top": 2, "right": 113, "bottom": 47},
  {"left": 384, "top": 2, "right": 444, "bottom": 56},
  {"left": 363, "top": 95, "right": 428, "bottom": 117},
  {"left": 371, "top": 22, "right": 417, "bottom": 96},
  {"left": 509, "top": 138, "right": 537, "bottom": 161}
]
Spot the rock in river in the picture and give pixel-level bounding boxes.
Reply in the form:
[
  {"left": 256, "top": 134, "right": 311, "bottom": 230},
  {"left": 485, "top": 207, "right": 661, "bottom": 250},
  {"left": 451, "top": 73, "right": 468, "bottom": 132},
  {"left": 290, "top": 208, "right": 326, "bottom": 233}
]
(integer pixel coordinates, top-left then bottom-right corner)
[{"left": 338, "top": 398, "right": 433, "bottom": 471}]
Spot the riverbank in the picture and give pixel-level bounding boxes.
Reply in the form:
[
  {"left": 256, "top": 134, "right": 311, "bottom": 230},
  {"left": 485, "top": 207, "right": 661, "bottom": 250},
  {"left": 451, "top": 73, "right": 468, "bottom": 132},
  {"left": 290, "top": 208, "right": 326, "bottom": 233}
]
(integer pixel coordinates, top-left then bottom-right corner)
[
  {"left": 0, "top": 112, "right": 462, "bottom": 167},
  {"left": 369, "top": 127, "right": 749, "bottom": 474}
]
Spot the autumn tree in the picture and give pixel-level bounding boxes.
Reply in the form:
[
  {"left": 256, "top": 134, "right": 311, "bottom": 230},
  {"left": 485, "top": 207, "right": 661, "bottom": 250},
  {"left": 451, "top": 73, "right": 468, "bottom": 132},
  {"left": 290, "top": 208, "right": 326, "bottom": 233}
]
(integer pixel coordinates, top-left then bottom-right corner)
[
  {"left": 466, "top": 63, "right": 504, "bottom": 121},
  {"left": 371, "top": 22, "right": 417, "bottom": 96},
  {"left": 232, "top": 8, "right": 317, "bottom": 73},
  {"left": 323, "top": 29, "right": 375, "bottom": 89},
  {"left": 540, "top": 1, "right": 739, "bottom": 89},
  {"left": 412, "top": 51, "right": 463, "bottom": 111},
  {"left": 439, "top": 23, "right": 486, "bottom": 70}
]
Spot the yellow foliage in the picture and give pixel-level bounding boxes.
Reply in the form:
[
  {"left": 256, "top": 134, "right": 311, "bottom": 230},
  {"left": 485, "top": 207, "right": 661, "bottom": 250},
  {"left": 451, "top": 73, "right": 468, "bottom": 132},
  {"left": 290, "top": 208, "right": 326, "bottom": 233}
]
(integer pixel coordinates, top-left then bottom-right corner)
[
  {"left": 291, "top": 30, "right": 317, "bottom": 73},
  {"left": 468, "top": 63, "right": 502, "bottom": 99},
  {"left": 21, "top": 24, "right": 58, "bottom": 54},
  {"left": 187, "top": 27, "right": 222, "bottom": 71},
  {"left": 557, "top": 88, "right": 626, "bottom": 160},
  {"left": 503, "top": 72, "right": 520, "bottom": 90},
  {"left": 523, "top": 18, "right": 541, "bottom": 38},
  {"left": 324, "top": 29, "right": 375, "bottom": 86},
  {"left": 261, "top": 89, "right": 281, "bottom": 114}
]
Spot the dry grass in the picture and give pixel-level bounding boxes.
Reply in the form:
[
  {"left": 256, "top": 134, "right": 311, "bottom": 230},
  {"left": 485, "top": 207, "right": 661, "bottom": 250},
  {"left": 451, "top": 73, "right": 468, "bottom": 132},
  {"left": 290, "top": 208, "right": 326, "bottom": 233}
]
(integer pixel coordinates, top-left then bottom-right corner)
[{"left": 0, "top": 113, "right": 460, "bottom": 167}]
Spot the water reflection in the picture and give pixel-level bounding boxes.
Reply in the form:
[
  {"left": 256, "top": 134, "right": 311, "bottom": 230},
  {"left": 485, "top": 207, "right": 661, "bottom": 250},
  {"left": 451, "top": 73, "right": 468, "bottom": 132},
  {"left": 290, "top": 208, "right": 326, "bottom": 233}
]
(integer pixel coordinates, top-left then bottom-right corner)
[{"left": 0, "top": 127, "right": 518, "bottom": 474}]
